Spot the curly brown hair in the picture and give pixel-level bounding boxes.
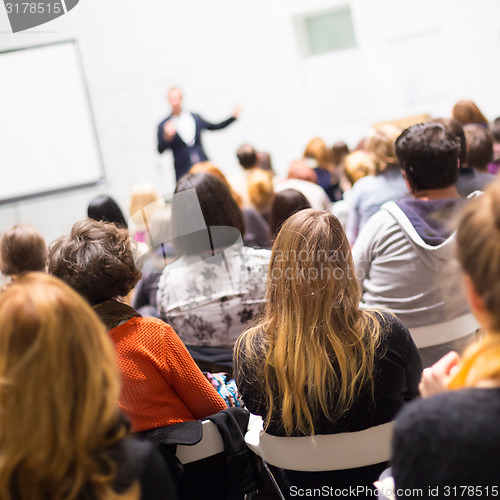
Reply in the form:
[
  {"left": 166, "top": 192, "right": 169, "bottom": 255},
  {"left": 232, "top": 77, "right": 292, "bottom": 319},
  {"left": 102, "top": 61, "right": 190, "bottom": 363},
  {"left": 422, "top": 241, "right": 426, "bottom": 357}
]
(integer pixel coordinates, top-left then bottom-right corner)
[{"left": 48, "top": 219, "right": 141, "bottom": 306}]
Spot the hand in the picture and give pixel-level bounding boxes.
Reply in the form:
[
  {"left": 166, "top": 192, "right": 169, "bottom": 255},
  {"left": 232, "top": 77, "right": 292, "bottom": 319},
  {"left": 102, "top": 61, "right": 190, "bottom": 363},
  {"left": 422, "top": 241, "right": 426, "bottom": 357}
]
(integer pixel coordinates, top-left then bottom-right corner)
[
  {"left": 419, "top": 351, "right": 461, "bottom": 398},
  {"left": 163, "top": 120, "right": 176, "bottom": 141},
  {"left": 233, "top": 105, "right": 242, "bottom": 118}
]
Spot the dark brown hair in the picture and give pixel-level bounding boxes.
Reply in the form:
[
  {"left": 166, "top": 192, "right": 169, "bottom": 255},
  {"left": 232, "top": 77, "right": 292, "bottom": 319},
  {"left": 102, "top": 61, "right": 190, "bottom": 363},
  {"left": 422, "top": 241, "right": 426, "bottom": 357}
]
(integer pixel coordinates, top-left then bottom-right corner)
[
  {"left": 270, "top": 189, "right": 311, "bottom": 237},
  {"left": 452, "top": 99, "right": 488, "bottom": 126},
  {"left": 464, "top": 124, "right": 494, "bottom": 170},
  {"left": 0, "top": 224, "right": 47, "bottom": 276},
  {"left": 48, "top": 219, "right": 141, "bottom": 306}
]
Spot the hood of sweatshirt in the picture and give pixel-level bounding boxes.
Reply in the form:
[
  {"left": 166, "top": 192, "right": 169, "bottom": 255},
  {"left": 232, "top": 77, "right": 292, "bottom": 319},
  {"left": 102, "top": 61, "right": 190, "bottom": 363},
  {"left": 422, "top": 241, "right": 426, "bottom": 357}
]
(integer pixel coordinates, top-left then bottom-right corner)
[{"left": 381, "top": 193, "right": 480, "bottom": 271}]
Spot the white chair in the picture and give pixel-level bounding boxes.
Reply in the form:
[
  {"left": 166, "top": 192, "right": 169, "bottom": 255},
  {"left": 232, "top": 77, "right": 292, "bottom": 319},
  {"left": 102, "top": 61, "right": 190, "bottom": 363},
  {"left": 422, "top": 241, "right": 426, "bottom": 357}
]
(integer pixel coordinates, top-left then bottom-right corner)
[
  {"left": 409, "top": 313, "right": 479, "bottom": 349},
  {"left": 175, "top": 420, "right": 225, "bottom": 464},
  {"left": 244, "top": 414, "right": 393, "bottom": 472}
]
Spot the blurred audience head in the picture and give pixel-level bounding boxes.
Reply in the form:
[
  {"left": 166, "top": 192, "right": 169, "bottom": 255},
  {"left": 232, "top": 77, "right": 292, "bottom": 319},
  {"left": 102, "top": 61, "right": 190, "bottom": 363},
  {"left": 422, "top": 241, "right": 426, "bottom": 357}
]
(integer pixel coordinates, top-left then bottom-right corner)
[
  {"left": 87, "top": 194, "right": 127, "bottom": 228},
  {"left": 287, "top": 160, "right": 318, "bottom": 184},
  {"left": 463, "top": 124, "right": 494, "bottom": 171},
  {"left": 236, "top": 144, "right": 258, "bottom": 170},
  {"left": 367, "top": 123, "right": 401, "bottom": 173},
  {"left": 0, "top": 224, "right": 47, "bottom": 277},
  {"left": 452, "top": 99, "right": 488, "bottom": 126},
  {"left": 432, "top": 117, "right": 467, "bottom": 166},
  {"left": 270, "top": 189, "right": 311, "bottom": 237}
]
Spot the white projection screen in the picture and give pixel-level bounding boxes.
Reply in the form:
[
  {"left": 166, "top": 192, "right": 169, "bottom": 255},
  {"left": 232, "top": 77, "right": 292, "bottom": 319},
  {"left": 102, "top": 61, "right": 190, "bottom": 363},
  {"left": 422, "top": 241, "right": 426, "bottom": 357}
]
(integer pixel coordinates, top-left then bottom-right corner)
[{"left": 0, "top": 40, "right": 105, "bottom": 205}]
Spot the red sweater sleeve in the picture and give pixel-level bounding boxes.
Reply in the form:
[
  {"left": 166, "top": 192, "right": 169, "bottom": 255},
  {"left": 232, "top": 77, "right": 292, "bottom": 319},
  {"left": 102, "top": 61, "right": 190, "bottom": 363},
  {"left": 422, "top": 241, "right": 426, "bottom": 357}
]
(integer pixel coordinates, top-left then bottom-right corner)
[{"left": 160, "top": 323, "right": 227, "bottom": 418}]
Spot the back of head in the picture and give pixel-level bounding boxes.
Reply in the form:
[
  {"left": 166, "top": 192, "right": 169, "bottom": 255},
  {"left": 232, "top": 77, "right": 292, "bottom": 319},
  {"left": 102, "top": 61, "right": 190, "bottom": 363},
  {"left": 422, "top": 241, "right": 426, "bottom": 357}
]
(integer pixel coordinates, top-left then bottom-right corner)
[
  {"left": 239, "top": 209, "right": 381, "bottom": 435},
  {"left": 287, "top": 160, "right": 318, "bottom": 183},
  {"left": 87, "top": 194, "right": 127, "bottom": 228},
  {"left": 396, "top": 123, "right": 460, "bottom": 192},
  {"left": 331, "top": 141, "right": 350, "bottom": 167},
  {"left": 48, "top": 219, "right": 141, "bottom": 306},
  {"left": 343, "top": 151, "right": 375, "bottom": 186},
  {"left": 432, "top": 117, "right": 467, "bottom": 165},
  {"left": 463, "top": 124, "right": 494, "bottom": 170},
  {"left": 129, "top": 183, "right": 162, "bottom": 233},
  {"left": 173, "top": 172, "right": 245, "bottom": 254},
  {"left": 247, "top": 168, "right": 274, "bottom": 213},
  {"left": 0, "top": 273, "right": 125, "bottom": 500},
  {"left": 490, "top": 117, "right": 500, "bottom": 143},
  {"left": 236, "top": 144, "right": 258, "bottom": 169},
  {"left": 303, "top": 137, "right": 331, "bottom": 166},
  {"left": 189, "top": 161, "right": 243, "bottom": 207},
  {"left": 0, "top": 224, "right": 47, "bottom": 276},
  {"left": 367, "top": 124, "right": 401, "bottom": 173},
  {"left": 269, "top": 189, "right": 311, "bottom": 237},
  {"left": 452, "top": 181, "right": 500, "bottom": 388},
  {"left": 452, "top": 99, "right": 488, "bottom": 126}
]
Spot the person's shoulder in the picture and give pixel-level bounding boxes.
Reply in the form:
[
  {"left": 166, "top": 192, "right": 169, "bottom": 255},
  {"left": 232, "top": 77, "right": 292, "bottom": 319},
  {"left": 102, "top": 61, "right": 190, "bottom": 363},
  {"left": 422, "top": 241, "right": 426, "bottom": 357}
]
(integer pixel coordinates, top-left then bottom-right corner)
[{"left": 366, "top": 309, "right": 412, "bottom": 344}]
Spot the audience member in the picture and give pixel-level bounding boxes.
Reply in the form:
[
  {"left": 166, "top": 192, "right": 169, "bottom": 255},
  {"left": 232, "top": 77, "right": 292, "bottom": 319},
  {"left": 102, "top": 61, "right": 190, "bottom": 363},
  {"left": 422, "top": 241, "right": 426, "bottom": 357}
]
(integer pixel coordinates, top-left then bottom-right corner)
[
  {"left": 129, "top": 183, "right": 163, "bottom": 247},
  {"left": 0, "top": 224, "right": 47, "bottom": 282},
  {"left": 488, "top": 117, "right": 500, "bottom": 173},
  {"left": 0, "top": 272, "right": 176, "bottom": 500},
  {"left": 346, "top": 124, "right": 407, "bottom": 242},
  {"left": 332, "top": 151, "right": 375, "bottom": 227},
  {"left": 88, "top": 194, "right": 128, "bottom": 228},
  {"left": 353, "top": 123, "right": 475, "bottom": 366},
  {"left": 303, "top": 137, "right": 340, "bottom": 201},
  {"left": 388, "top": 181, "right": 500, "bottom": 494},
  {"left": 235, "top": 210, "right": 421, "bottom": 493},
  {"left": 452, "top": 98, "right": 488, "bottom": 127},
  {"left": 331, "top": 140, "right": 350, "bottom": 169},
  {"left": 456, "top": 124, "right": 496, "bottom": 196},
  {"left": 156, "top": 172, "right": 271, "bottom": 372},
  {"left": 275, "top": 160, "right": 331, "bottom": 210},
  {"left": 189, "top": 161, "right": 271, "bottom": 248},
  {"left": 48, "top": 219, "right": 226, "bottom": 432},
  {"left": 247, "top": 168, "right": 274, "bottom": 221},
  {"left": 269, "top": 189, "right": 311, "bottom": 238}
]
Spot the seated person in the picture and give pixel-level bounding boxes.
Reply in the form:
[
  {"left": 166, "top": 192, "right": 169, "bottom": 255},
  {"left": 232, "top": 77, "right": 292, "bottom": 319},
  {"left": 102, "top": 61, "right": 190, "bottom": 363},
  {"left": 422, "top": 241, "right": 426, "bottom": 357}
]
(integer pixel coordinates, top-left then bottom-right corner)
[
  {"left": 48, "top": 219, "right": 226, "bottom": 432},
  {"left": 156, "top": 172, "right": 271, "bottom": 372},
  {"left": 235, "top": 210, "right": 421, "bottom": 496},
  {"left": 303, "top": 137, "right": 341, "bottom": 201},
  {"left": 456, "top": 124, "right": 496, "bottom": 196},
  {"left": 346, "top": 124, "right": 408, "bottom": 243},
  {"left": 88, "top": 194, "right": 128, "bottom": 228},
  {"left": 388, "top": 181, "right": 500, "bottom": 495},
  {"left": 275, "top": 160, "right": 331, "bottom": 211},
  {"left": 0, "top": 224, "right": 47, "bottom": 285},
  {"left": 270, "top": 189, "right": 311, "bottom": 238},
  {"left": 353, "top": 123, "right": 476, "bottom": 367},
  {"left": 0, "top": 273, "right": 176, "bottom": 500}
]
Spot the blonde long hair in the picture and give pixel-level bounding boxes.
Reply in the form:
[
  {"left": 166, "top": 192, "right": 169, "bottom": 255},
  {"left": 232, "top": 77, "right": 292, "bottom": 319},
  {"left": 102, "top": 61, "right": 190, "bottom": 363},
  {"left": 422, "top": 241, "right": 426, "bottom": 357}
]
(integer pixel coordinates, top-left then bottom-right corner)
[
  {"left": 236, "top": 210, "right": 382, "bottom": 436},
  {"left": 450, "top": 181, "right": 500, "bottom": 388},
  {"left": 0, "top": 273, "right": 133, "bottom": 500}
]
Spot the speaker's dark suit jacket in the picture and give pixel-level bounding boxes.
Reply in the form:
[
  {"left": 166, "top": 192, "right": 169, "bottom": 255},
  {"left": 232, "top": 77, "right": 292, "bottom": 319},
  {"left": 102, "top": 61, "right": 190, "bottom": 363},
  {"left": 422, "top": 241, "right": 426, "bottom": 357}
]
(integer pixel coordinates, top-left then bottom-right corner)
[{"left": 157, "top": 113, "right": 236, "bottom": 180}]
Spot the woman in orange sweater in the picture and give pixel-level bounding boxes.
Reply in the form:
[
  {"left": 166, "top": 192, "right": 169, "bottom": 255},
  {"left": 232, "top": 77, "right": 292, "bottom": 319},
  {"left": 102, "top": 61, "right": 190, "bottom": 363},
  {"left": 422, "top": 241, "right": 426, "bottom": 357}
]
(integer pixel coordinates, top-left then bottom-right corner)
[{"left": 48, "top": 219, "right": 226, "bottom": 432}]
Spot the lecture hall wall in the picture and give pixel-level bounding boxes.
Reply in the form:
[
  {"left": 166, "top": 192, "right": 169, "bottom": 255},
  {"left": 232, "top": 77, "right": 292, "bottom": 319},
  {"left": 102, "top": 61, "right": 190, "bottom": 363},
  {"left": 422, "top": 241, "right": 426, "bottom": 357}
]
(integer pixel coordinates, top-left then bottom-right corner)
[{"left": 1, "top": 0, "right": 500, "bottom": 243}]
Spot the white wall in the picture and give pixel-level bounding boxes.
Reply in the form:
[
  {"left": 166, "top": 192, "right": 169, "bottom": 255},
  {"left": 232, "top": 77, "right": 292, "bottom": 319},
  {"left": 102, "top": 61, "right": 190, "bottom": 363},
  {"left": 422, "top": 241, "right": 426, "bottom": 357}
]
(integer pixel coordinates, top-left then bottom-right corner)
[{"left": 1, "top": 0, "right": 500, "bottom": 243}]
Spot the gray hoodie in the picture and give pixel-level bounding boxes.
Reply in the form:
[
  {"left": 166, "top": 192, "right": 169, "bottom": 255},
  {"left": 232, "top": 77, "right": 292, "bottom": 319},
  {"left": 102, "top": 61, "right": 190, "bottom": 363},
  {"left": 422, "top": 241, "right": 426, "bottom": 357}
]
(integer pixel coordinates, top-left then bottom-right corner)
[{"left": 353, "top": 194, "right": 480, "bottom": 366}]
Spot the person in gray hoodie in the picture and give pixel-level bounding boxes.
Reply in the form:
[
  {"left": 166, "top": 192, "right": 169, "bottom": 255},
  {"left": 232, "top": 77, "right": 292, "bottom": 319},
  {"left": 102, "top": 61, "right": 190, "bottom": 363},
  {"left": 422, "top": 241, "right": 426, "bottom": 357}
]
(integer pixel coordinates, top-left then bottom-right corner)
[{"left": 353, "top": 123, "right": 479, "bottom": 367}]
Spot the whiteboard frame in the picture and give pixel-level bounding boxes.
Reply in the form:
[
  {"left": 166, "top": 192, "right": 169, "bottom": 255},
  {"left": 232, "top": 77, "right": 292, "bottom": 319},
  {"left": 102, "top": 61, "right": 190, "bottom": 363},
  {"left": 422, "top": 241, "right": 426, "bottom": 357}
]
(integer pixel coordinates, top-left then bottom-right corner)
[{"left": 0, "top": 39, "right": 106, "bottom": 206}]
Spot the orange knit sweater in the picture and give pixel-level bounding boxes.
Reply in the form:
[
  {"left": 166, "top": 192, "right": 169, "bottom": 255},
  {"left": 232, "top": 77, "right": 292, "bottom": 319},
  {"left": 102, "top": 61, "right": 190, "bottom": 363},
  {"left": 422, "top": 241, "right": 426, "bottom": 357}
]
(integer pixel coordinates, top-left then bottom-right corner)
[{"left": 108, "top": 317, "right": 226, "bottom": 432}]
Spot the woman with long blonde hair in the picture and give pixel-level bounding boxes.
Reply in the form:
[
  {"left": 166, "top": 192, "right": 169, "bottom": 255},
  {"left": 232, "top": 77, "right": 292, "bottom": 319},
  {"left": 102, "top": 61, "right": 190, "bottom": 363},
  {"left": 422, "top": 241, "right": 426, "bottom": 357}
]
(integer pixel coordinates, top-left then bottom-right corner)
[
  {"left": 0, "top": 273, "right": 175, "bottom": 500},
  {"left": 235, "top": 209, "right": 421, "bottom": 489}
]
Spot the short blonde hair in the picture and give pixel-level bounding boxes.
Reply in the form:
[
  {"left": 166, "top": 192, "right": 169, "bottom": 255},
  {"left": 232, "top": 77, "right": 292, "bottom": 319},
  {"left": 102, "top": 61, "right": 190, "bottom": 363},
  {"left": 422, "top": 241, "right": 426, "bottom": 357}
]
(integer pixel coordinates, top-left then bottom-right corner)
[
  {"left": 367, "top": 124, "right": 401, "bottom": 174},
  {"left": 343, "top": 151, "right": 375, "bottom": 185},
  {"left": 248, "top": 168, "right": 274, "bottom": 213}
]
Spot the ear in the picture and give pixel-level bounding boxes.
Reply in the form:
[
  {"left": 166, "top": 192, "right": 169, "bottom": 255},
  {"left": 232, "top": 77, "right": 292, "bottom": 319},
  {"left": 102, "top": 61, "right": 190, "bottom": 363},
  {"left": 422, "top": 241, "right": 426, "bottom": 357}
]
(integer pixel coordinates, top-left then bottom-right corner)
[
  {"left": 400, "top": 169, "right": 413, "bottom": 193},
  {"left": 463, "top": 274, "right": 489, "bottom": 324}
]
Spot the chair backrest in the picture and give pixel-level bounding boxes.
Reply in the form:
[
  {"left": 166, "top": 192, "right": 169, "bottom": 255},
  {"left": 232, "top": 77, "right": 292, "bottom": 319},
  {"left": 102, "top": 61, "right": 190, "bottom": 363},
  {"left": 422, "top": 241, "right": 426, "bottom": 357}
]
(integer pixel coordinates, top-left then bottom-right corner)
[
  {"left": 176, "top": 420, "right": 224, "bottom": 464},
  {"left": 244, "top": 414, "right": 393, "bottom": 471},
  {"left": 410, "top": 313, "right": 479, "bottom": 349}
]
